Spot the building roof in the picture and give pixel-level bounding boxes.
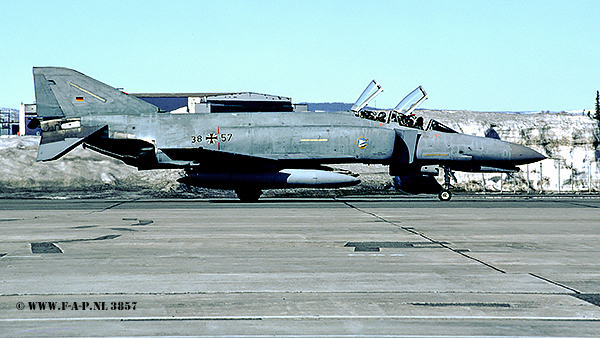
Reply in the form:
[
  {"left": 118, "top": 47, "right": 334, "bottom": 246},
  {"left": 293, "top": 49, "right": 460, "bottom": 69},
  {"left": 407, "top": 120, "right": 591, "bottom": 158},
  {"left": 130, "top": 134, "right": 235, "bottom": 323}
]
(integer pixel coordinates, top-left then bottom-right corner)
[{"left": 129, "top": 92, "right": 291, "bottom": 101}]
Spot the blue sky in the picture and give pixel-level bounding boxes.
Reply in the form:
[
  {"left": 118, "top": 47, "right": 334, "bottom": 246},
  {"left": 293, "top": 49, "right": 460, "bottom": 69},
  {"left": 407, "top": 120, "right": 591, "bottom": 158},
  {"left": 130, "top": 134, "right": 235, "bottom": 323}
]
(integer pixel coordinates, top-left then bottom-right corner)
[{"left": 2, "top": 0, "right": 599, "bottom": 111}]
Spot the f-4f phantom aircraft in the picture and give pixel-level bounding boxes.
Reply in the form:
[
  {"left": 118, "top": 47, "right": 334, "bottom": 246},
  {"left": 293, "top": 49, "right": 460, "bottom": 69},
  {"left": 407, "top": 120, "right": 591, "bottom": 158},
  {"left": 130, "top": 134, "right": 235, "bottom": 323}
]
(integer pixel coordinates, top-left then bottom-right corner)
[{"left": 31, "top": 67, "right": 545, "bottom": 201}]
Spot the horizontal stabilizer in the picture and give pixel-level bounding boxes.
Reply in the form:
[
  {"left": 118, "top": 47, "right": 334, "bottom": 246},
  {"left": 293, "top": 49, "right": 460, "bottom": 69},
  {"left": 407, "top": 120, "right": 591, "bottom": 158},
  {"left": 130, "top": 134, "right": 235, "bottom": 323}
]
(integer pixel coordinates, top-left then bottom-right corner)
[{"left": 37, "top": 120, "right": 106, "bottom": 161}]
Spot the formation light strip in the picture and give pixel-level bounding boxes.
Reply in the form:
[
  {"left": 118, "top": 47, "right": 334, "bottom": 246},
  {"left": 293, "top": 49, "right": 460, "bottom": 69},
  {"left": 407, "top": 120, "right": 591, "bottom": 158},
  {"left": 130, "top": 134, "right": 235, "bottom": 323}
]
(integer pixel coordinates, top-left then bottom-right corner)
[{"left": 70, "top": 82, "right": 106, "bottom": 103}]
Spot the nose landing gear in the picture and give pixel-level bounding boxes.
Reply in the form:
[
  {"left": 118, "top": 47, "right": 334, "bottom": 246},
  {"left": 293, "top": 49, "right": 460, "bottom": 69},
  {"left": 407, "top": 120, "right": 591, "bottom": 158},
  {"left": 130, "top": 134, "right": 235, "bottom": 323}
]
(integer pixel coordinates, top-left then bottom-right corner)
[{"left": 438, "top": 166, "right": 455, "bottom": 201}]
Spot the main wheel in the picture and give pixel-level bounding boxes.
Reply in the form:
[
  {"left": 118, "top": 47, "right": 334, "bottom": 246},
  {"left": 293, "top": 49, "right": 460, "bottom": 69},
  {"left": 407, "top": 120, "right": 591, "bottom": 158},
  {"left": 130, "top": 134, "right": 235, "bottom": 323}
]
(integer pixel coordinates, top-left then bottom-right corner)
[
  {"left": 438, "top": 189, "right": 452, "bottom": 201},
  {"left": 235, "top": 189, "right": 262, "bottom": 203}
]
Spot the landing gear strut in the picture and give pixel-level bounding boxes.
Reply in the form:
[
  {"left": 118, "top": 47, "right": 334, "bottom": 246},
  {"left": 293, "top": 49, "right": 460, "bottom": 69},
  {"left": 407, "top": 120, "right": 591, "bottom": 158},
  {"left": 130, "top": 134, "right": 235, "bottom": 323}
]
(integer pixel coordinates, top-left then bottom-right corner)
[{"left": 438, "top": 166, "right": 454, "bottom": 201}]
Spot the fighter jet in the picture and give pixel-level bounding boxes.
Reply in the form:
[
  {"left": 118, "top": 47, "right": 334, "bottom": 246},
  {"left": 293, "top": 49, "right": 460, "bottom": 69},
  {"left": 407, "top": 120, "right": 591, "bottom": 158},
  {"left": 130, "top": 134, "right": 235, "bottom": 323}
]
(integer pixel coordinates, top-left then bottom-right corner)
[{"left": 30, "top": 67, "right": 545, "bottom": 201}]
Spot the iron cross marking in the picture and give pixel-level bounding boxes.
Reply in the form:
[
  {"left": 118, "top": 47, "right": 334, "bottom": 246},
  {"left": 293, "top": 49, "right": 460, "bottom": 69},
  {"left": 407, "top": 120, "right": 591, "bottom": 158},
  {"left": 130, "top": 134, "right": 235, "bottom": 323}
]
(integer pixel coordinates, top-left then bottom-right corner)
[{"left": 206, "top": 133, "right": 218, "bottom": 144}]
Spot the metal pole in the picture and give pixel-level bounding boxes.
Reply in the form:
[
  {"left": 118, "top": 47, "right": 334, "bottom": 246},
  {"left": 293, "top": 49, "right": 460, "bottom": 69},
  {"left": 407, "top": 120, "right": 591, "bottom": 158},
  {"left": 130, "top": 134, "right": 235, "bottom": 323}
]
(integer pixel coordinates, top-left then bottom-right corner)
[
  {"left": 482, "top": 173, "right": 486, "bottom": 194},
  {"left": 500, "top": 173, "right": 503, "bottom": 194},
  {"left": 540, "top": 162, "right": 543, "bottom": 194},
  {"left": 571, "top": 164, "right": 574, "bottom": 193},
  {"left": 526, "top": 164, "right": 530, "bottom": 194},
  {"left": 558, "top": 161, "right": 560, "bottom": 194}
]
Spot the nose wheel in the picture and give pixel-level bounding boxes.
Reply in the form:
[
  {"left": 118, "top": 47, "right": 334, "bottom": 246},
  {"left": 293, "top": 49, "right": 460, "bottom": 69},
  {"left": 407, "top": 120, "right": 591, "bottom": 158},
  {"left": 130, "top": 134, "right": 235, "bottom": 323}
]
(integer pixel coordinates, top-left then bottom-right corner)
[
  {"left": 438, "top": 189, "right": 452, "bottom": 201},
  {"left": 439, "top": 166, "right": 455, "bottom": 201}
]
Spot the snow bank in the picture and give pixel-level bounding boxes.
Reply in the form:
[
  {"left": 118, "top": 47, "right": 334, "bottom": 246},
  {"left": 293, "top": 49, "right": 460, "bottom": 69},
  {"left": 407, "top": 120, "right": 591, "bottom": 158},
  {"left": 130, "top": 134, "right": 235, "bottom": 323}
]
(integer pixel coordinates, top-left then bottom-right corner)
[{"left": 0, "top": 136, "right": 189, "bottom": 199}]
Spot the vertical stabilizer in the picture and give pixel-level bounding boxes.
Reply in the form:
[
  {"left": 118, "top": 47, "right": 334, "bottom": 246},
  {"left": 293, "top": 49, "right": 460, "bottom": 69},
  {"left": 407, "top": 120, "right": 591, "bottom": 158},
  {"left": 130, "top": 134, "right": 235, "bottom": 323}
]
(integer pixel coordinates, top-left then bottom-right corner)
[{"left": 33, "top": 67, "right": 158, "bottom": 118}]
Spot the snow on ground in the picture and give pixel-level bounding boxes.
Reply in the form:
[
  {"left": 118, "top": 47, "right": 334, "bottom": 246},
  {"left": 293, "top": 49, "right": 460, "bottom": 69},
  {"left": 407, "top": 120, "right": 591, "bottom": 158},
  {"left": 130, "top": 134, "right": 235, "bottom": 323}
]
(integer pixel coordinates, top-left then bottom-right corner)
[
  {"left": 0, "top": 136, "right": 187, "bottom": 199},
  {"left": 1, "top": 109, "right": 599, "bottom": 198}
]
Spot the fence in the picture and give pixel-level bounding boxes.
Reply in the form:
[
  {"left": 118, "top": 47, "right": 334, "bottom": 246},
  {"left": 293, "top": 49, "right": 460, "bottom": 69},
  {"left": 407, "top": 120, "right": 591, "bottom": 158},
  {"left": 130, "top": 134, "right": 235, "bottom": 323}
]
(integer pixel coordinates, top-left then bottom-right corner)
[{"left": 459, "top": 158, "right": 600, "bottom": 194}]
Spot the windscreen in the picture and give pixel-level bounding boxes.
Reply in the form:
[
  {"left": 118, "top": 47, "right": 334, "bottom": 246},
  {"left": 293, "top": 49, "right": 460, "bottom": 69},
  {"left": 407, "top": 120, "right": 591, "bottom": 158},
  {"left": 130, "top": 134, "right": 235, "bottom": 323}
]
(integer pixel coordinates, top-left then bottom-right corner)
[{"left": 426, "top": 119, "right": 458, "bottom": 133}]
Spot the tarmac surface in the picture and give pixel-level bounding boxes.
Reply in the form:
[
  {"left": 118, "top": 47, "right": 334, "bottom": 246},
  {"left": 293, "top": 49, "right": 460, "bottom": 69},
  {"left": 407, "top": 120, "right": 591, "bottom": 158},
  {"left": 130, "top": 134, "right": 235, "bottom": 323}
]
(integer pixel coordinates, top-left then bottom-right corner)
[{"left": 1, "top": 195, "right": 600, "bottom": 337}]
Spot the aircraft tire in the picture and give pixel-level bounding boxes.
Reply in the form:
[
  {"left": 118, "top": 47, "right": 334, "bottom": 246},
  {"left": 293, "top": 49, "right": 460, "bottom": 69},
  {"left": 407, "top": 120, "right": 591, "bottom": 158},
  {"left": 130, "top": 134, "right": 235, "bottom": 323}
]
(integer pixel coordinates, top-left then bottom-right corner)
[
  {"left": 438, "top": 189, "right": 452, "bottom": 201},
  {"left": 235, "top": 189, "right": 262, "bottom": 203}
]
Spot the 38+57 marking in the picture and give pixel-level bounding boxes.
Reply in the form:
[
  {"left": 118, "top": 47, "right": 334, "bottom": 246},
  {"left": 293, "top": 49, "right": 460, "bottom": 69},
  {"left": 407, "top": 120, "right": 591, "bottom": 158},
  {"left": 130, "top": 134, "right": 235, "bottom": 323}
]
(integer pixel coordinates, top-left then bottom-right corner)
[{"left": 191, "top": 133, "right": 233, "bottom": 144}]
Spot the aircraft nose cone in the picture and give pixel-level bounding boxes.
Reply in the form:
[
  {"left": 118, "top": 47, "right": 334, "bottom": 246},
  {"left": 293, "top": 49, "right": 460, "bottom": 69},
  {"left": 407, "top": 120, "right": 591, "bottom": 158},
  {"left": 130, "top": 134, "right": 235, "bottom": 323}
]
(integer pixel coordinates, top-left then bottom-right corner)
[{"left": 510, "top": 143, "right": 546, "bottom": 164}]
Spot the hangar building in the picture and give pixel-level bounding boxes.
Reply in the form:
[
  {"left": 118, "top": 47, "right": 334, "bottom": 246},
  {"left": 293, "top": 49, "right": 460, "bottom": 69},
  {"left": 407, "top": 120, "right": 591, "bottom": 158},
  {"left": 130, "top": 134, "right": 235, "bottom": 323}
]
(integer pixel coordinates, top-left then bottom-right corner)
[{"left": 131, "top": 92, "right": 298, "bottom": 114}]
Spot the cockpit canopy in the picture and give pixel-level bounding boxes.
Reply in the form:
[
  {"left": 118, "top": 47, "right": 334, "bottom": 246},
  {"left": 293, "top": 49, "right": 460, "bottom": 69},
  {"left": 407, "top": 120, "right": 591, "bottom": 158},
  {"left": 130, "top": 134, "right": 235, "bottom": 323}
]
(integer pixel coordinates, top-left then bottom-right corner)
[
  {"left": 393, "top": 86, "right": 427, "bottom": 116},
  {"left": 351, "top": 80, "right": 383, "bottom": 113},
  {"left": 352, "top": 81, "right": 458, "bottom": 133}
]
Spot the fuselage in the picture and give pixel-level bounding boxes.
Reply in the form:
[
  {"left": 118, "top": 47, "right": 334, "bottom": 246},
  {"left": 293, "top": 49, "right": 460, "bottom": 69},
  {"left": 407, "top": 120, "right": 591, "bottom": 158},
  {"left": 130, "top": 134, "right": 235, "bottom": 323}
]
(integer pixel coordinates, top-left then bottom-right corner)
[
  {"left": 82, "top": 110, "right": 399, "bottom": 167},
  {"left": 82, "top": 110, "right": 543, "bottom": 173}
]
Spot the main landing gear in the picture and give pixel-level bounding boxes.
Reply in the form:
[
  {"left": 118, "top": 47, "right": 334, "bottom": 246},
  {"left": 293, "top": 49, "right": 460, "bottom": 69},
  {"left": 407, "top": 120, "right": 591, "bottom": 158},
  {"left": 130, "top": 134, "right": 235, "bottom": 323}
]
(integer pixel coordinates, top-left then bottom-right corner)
[
  {"left": 235, "top": 189, "right": 262, "bottom": 203},
  {"left": 438, "top": 166, "right": 455, "bottom": 201}
]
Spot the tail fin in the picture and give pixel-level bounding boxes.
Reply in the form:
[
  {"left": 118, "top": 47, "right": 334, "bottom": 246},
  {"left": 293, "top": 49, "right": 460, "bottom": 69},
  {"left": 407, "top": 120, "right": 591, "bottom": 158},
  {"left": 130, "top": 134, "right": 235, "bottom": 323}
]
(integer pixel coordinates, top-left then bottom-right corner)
[
  {"left": 33, "top": 67, "right": 158, "bottom": 161},
  {"left": 33, "top": 67, "right": 158, "bottom": 118}
]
